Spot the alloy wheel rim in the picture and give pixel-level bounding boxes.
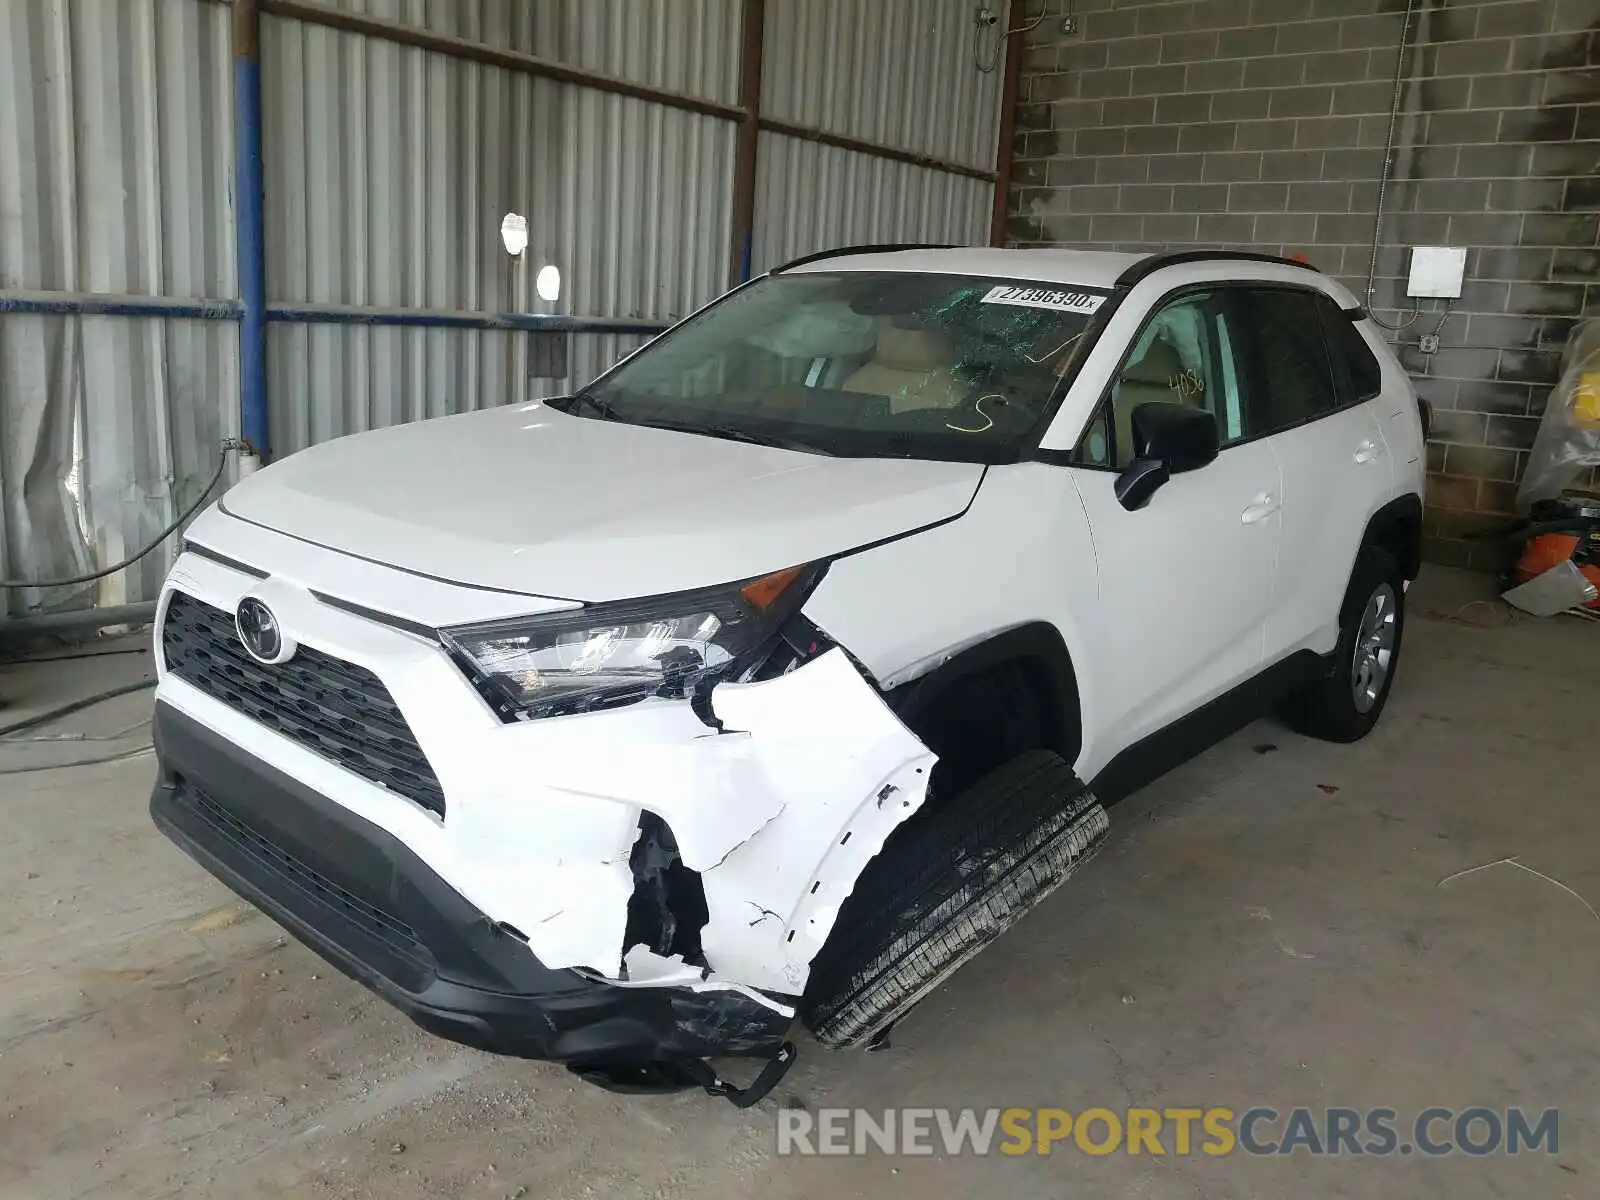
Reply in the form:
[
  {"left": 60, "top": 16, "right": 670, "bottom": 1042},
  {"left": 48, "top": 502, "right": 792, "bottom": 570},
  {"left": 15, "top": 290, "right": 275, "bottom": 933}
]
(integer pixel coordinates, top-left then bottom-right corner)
[{"left": 1351, "top": 583, "right": 1397, "bottom": 714}]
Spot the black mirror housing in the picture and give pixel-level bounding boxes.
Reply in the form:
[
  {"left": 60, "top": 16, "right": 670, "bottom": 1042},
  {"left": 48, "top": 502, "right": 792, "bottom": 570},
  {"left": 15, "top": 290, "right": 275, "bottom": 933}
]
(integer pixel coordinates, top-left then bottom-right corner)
[
  {"left": 1113, "top": 457, "right": 1170, "bottom": 511},
  {"left": 1115, "top": 402, "right": 1219, "bottom": 510},
  {"left": 1129, "top": 402, "right": 1219, "bottom": 473}
]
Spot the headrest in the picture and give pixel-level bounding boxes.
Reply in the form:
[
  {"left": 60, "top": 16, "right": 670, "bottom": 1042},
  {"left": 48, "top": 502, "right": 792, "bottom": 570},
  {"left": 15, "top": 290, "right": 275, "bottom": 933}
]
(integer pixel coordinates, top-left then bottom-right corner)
[
  {"left": 875, "top": 324, "right": 952, "bottom": 372},
  {"left": 1120, "top": 335, "right": 1184, "bottom": 384}
]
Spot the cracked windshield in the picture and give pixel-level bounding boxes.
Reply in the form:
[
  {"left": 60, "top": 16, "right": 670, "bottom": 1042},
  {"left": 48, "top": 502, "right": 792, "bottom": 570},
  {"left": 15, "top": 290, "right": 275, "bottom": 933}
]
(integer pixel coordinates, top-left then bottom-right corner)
[{"left": 553, "top": 272, "right": 1109, "bottom": 462}]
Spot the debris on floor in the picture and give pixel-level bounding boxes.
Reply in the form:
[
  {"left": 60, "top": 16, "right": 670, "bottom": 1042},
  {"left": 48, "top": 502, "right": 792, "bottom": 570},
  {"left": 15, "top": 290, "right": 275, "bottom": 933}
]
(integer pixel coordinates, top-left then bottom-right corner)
[
  {"left": 1437, "top": 856, "right": 1600, "bottom": 925},
  {"left": 1503, "top": 556, "right": 1599, "bottom": 617}
]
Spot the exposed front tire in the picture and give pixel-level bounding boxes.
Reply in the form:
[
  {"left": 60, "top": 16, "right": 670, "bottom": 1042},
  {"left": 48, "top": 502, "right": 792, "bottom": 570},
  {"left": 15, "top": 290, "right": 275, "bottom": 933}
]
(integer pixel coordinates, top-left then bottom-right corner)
[
  {"left": 801, "top": 750, "right": 1108, "bottom": 1049},
  {"left": 1285, "top": 546, "right": 1406, "bottom": 743}
]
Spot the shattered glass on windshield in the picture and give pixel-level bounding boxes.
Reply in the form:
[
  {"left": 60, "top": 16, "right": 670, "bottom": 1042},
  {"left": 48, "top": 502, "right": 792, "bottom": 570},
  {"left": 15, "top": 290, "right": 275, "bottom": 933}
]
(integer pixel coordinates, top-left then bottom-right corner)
[{"left": 555, "top": 272, "right": 1111, "bottom": 462}]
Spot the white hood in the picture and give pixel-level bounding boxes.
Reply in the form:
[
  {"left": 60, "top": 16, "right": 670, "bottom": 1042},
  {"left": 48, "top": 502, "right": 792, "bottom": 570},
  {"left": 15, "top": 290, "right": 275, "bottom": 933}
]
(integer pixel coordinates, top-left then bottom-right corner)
[{"left": 221, "top": 403, "right": 984, "bottom": 601}]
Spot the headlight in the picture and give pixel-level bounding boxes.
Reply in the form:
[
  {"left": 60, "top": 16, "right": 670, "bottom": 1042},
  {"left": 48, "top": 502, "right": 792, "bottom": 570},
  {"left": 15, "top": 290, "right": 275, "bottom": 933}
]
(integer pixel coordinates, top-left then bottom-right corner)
[{"left": 441, "top": 564, "right": 824, "bottom": 720}]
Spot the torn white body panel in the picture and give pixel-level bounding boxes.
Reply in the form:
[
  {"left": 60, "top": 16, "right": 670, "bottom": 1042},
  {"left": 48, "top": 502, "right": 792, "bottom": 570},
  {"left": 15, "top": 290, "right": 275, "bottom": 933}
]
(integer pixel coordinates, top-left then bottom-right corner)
[
  {"left": 460, "top": 648, "right": 935, "bottom": 996},
  {"left": 609, "top": 949, "right": 796, "bottom": 1018},
  {"left": 155, "top": 545, "right": 932, "bottom": 1001},
  {"left": 697, "top": 651, "right": 937, "bottom": 993}
]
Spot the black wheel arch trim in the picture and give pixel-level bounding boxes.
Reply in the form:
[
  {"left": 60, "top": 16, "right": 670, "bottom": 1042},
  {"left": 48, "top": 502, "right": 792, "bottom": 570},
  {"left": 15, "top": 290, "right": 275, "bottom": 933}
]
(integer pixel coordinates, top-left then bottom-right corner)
[
  {"left": 881, "top": 621, "right": 1082, "bottom": 765},
  {"left": 1320, "top": 493, "right": 1420, "bottom": 657},
  {"left": 1361, "top": 493, "right": 1424, "bottom": 581}
]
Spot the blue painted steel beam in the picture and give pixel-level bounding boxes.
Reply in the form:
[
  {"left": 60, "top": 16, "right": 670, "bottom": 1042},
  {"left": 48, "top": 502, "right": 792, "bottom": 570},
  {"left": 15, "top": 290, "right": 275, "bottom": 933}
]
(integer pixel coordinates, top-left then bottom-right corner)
[
  {"left": 264, "top": 305, "right": 670, "bottom": 335},
  {"left": 0, "top": 293, "right": 242, "bottom": 319},
  {"left": 0, "top": 294, "right": 669, "bottom": 337},
  {"left": 234, "top": 0, "right": 270, "bottom": 460}
]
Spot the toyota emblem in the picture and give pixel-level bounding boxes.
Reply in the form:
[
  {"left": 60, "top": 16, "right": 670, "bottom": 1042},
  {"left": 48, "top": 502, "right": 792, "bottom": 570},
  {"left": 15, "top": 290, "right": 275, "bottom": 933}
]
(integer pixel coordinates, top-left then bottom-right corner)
[{"left": 236, "top": 597, "right": 289, "bottom": 664}]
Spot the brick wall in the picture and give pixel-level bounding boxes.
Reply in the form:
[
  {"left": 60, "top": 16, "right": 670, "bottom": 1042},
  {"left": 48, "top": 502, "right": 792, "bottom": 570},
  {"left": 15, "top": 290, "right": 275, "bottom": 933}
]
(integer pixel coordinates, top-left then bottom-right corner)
[{"left": 1007, "top": 0, "right": 1600, "bottom": 570}]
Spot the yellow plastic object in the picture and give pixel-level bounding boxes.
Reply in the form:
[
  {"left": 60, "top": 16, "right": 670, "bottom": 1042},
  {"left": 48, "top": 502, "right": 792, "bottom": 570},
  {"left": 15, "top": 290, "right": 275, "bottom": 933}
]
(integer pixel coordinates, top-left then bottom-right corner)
[{"left": 1576, "top": 372, "right": 1600, "bottom": 425}]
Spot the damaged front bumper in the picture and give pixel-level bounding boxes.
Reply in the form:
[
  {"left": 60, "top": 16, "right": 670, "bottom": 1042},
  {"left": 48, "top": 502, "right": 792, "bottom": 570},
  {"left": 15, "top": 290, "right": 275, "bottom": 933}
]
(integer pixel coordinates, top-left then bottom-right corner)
[
  {"left": 153, "top": 543, "right": 939, "bottom": 1066},
  {"left": 150, "top": 703, "right": 795, "bottom": 1065}
]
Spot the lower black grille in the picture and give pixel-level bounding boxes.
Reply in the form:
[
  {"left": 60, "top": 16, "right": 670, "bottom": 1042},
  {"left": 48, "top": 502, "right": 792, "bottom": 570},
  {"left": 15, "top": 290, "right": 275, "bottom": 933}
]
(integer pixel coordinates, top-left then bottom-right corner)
[
  {"left": 182, "top": 781, "right": 432, "bottom": 976},
  {"left": 162, "top": 591, "right": 447, "bottom": 817}
]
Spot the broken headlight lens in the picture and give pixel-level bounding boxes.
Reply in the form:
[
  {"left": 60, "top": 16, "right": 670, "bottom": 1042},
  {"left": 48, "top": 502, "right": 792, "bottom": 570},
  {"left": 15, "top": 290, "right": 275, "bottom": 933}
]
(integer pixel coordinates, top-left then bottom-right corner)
[{"left": 441, "top": 564, "right": 823, "bottom": 720}]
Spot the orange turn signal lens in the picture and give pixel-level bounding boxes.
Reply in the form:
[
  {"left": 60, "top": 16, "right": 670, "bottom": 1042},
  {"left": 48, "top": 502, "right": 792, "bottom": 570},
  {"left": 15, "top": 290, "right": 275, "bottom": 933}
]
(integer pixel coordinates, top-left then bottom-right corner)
[{"left": 740, "top": 565, "right": 805, "bottom": 611}]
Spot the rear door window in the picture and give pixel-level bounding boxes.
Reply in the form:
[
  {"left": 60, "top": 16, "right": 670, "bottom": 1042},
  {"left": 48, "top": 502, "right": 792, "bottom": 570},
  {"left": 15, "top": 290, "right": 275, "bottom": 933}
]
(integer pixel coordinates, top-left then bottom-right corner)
[{"left": 1232, "top": 288, "right": 1340, "bottom": 438}]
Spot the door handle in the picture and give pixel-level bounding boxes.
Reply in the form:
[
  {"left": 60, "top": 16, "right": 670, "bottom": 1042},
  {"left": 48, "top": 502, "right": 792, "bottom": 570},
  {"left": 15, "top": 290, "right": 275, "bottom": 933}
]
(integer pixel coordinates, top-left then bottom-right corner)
[
  {"left": 1241, "top": 491, "right": 1281, "bottom": 524},
  {"left": 1354, "top": 438, "right": 1381, "bottom": 465}
]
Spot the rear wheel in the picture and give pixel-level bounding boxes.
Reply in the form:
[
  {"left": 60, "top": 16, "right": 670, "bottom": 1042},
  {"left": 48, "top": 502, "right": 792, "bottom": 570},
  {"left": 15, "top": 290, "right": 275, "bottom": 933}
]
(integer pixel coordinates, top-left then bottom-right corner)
[
  {"left": 1285, "top": 546, "right": 1405, "bottom": 743},
  {"left": 801, "top": 750, "right": 1108, "bottom": 1048}
]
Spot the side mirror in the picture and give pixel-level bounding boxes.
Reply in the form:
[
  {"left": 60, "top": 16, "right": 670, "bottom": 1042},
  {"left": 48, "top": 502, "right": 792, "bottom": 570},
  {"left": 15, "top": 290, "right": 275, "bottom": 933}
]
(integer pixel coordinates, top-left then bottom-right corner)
[{"left": 1115, "top": 402, "right": 1220, "bottom": 511}]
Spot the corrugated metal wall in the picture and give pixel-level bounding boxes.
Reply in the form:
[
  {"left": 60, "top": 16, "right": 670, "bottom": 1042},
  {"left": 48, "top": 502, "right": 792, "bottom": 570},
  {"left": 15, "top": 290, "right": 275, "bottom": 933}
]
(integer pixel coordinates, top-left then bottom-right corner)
[
  {"left": 266, "top": 326, "right": 656, "bottom": 453},
  {"left": 760, "top": 0, "right": 999, "bottom": 175},
  {"left": 1, "top": 0, "right": 1004, "bottom": 619},
  {"left": 0, "top": 0, "right": 236, "bottom": 617},
  {"left": 261, "top": 6, "right": 733, "bottom": 452},
  {"left": 0, "top": 0, "right": 236, "bottom": 297},
  {"left": 752, "top": 0, "right": 1002, "bottom": 269},
  {"left": 310, "top": 0, "right": 742, "bottom": 104},
  {"left": 753, "top": 133, "right": 993, "bottom": 273}
]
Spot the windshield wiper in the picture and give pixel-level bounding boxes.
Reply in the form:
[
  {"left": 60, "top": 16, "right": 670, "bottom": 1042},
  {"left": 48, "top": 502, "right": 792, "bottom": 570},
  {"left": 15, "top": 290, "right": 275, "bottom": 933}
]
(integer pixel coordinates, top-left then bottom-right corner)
[
  {"left": 550, "top": 390, "right": 618, "bottom": 420},
  {"left": 554, "top": 398, "right": 836, "bottom": 456},
  {"left": 682, "top": 422, "right": 837, "bottom": 457}
]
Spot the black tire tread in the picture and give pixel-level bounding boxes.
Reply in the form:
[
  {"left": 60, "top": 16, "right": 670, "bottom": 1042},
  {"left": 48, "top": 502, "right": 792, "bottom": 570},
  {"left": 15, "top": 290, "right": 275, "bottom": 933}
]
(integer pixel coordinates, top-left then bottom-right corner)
[
  {"left": 1285, "top": 545, "right": 1405, "bottom": 743},
  {"left": 802, "top": 750, "right": 1108, "bottom": 1048}
]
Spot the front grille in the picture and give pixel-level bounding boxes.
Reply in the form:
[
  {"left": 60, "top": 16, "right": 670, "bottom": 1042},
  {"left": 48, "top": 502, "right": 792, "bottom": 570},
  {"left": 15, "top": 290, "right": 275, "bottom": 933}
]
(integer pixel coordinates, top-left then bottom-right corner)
[
  {"left": 182, "top": 781, "right": 432, "bottom": 976},
  {"left": 162, "top": 591, "right": 447, "bottom": 817}
]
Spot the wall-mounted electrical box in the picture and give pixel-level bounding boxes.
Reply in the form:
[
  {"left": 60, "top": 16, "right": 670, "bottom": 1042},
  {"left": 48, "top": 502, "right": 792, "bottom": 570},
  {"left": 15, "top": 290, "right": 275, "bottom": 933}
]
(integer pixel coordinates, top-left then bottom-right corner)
[{"left": 1406, "top": 246, "right": 1468, "bottom": 299}]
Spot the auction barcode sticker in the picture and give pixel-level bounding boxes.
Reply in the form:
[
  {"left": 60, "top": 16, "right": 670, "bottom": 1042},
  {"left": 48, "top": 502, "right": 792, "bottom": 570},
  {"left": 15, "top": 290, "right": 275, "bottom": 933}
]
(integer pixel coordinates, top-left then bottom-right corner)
[{"left": 980, "top": 285, "right": 1107, "bottom": 314}]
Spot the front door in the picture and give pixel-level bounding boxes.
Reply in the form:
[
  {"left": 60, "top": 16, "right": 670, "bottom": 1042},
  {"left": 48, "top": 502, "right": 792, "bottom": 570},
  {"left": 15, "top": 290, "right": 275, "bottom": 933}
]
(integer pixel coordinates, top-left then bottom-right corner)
[{"left": 1070, "top": 288, "right": 1283, "bottom": 769}]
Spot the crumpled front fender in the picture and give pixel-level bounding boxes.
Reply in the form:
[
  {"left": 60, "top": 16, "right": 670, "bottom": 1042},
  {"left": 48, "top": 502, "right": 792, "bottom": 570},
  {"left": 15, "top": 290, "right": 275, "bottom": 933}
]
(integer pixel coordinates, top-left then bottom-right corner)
[{"left": 445, "top": 649, "right": 935, "bottom": 1006}]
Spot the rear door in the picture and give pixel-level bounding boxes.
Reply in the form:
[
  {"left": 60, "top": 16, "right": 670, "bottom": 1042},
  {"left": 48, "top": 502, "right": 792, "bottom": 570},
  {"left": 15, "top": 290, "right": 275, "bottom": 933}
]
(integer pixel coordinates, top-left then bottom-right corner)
[{"left": 1231, "top": 287, "right": 1392, "bottom": 660}]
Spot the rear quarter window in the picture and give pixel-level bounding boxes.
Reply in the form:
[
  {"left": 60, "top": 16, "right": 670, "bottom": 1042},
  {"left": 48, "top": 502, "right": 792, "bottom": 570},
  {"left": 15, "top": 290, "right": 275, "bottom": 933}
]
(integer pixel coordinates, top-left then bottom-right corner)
[{"left": 1327, "top": 308, "right": 1383, "bottom": 403}]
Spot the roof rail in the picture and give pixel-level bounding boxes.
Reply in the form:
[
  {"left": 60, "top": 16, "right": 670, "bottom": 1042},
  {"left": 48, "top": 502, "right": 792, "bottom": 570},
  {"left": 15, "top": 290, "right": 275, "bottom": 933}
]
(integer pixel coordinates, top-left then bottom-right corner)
[
  {"left": 771, "top": 243, "right": 959, "bottom": 272},
  {"left": 1115, "top": 249, "right": 1322, "bottom": 289}
]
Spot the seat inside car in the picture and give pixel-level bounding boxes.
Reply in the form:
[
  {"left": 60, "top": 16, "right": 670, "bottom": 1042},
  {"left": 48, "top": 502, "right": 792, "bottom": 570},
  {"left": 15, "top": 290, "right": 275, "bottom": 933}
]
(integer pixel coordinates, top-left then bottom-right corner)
[
  {"left": 841, "top": 322, "right": 969, "bottom": 413},
  {"left": 1110, "top": 333, "right": 1192, "bottom": 463}
]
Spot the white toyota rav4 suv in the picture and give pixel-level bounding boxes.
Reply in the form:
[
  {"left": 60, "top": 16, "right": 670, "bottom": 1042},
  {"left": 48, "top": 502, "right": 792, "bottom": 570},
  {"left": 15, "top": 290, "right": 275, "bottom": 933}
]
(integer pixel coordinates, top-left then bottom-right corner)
[{"left": 152, "top": 247, "right": 1425, "bottom": 1101}]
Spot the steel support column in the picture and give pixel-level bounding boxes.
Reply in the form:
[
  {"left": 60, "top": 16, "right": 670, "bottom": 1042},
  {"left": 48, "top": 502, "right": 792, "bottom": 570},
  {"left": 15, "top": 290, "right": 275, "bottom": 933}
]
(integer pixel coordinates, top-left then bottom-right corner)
[{"left": 233, "top": 0, "right": 270, "bottom": 460}]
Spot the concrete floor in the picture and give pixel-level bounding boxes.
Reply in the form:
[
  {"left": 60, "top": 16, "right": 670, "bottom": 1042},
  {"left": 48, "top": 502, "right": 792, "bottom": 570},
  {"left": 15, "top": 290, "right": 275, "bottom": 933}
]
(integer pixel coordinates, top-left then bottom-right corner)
[{"left": 2, "top": 566, "right": 1596, "bottom": 1199}]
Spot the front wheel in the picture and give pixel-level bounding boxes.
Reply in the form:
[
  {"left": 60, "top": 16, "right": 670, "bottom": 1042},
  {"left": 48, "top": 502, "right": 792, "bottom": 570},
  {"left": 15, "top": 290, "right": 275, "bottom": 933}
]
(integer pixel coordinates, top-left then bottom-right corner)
[
  {"left": 1285, "top": 546, "right": 1406, "bottom": 743},
  {"left": 801, "top": 750, "right": 1109, "bottom": 1049}
]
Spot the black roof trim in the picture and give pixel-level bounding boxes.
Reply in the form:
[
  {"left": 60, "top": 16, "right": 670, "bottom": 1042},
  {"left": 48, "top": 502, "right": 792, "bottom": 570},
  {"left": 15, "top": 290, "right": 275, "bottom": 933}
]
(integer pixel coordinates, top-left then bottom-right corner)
[
  {"left": 771, "top": 243, "right": 959, "bottom": 272},
  {"left": 1115, "top": 249, "right": 1322, "bottom": 289}
]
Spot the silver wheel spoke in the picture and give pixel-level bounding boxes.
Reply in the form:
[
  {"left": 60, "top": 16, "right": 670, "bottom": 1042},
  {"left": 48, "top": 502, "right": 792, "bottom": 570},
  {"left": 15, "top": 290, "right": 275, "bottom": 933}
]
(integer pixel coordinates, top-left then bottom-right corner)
[{"left": 1351, "top": 582, "right": 1397, "bottom": 714}]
